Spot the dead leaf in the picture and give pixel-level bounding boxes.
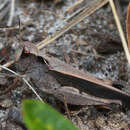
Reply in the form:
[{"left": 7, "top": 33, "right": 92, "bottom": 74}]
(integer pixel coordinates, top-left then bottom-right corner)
[{"left": 127, "top": 3, "right": 130, "bottom": 51}]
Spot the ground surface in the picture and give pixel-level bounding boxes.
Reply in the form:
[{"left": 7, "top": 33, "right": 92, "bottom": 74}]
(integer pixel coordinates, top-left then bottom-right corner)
[{"left": 0, "top": 0, "right": 130, "bottom": 129}]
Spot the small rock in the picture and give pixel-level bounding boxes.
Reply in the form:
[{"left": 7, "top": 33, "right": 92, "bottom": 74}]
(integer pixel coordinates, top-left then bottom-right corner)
[
  {"left": 8, "top": 107, "right": 26, "bottom": 129},
  {"left": 0, "top": 99, "right": 13, "bottom": 108}
]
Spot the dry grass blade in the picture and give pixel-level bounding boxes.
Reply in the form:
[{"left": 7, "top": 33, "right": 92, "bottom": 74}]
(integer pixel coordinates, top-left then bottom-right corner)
[
  {"left": 22, "top": 78, "right": 43, "bottom": 101},
  {"left": 0, "top": 60, "right": 16, "bottom": 71},
  {"left": 127, "top": 3, "right": 130, "bottom": 51},
  {"left": 0, "top": 0, "right": 9, "bottom": 10},
  {"left": 7, "top": 0, "right": 15, "bottom": 26},
  {"left": 64, "top": 0, "right": 84, "bottom": 14},
  {"left": 37, "top": 0, "right": 109, "bottom": 50},
  {"left": 0, "top": 1, "right": 10, "bottom": 21},
  {"left": 109, "top": 0, "right": 130, "bottom": 66},
  {"left": 0, "top": 64, "right": 43, "bottom": 102}
]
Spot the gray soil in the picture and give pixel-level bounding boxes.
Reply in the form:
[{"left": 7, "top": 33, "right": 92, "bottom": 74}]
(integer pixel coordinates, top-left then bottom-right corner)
[{"left": 0, "top": 0, "right": 130, "bottom": 130}]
